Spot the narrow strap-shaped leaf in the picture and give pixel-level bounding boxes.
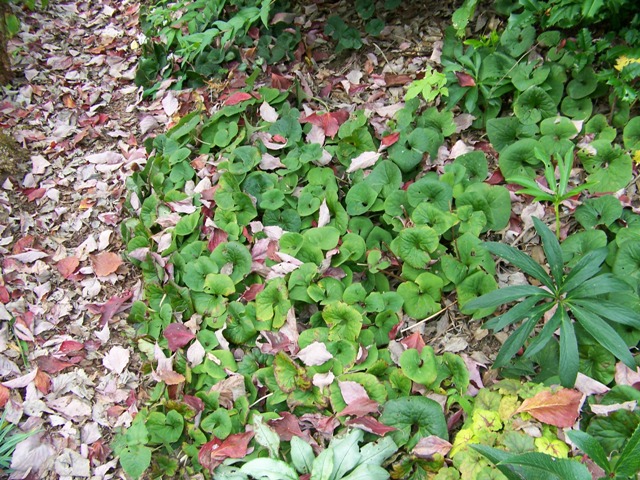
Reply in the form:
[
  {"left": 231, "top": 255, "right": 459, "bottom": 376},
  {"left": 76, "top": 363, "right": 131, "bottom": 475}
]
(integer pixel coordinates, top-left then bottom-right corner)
[
  {"left": 484, "top": 295, "right": 544, "bottom": 332},
  {"left": 560, "top": 247, "right": 608, "bottom": 294},
  {"left": 565, "top": 430, "right": 611, "bottom": 474},
  {"left": 559, "top": 310, "right": 579, "bottom": 387},
  {"left": 567, "top": 273, "right": 633, "bottom": 299},
  {"left": 615, "top": 421, "right": 640, "bottom": 477},
  {"left": 532, "top": 217, "right": 564, "bottom": 285},
  {"left": 494, "top": 312, "right": 542, "bottom": 368},
  {"left": 571, "top": 304, "right": 636, "bottom": 369},
  {"left": 485, "top": 241, "right": 555, "bottom": 290},
  {"left": 523, "top": 305, "right": 562, "bottom": 359},
  {"left": 464, "top": 285, "right": 550, "bottom": 311},
  {"left": 571, "top": 299, "right": 640, "bottom": 329},
  {"left": 557, "top": 148, "right": 574, "bottom": 197}
]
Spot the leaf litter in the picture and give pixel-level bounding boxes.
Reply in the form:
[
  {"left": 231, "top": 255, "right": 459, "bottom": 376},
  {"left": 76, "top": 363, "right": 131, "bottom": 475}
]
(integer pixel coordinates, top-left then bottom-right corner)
[{"left": 0, "top": 0, "right": 595, "bottom": 476}]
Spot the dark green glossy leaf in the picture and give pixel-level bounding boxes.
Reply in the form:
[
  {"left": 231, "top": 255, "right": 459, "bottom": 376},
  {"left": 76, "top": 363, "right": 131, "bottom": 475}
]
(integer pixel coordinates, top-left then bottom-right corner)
[
  {"left": 559, "top": 310, "right": 579, "bottom": 387},
  {"left": 532, "top": 217, "right": 564, "bottom": 285},
  {"left": 485, "top": 241, "right": 554, "bottom": 290},
  {"left": 571, "top": 304, "right": 636, "bottom": 369},
  {"left": 463, "top": 285, "right": 550, "bottom": 310}
]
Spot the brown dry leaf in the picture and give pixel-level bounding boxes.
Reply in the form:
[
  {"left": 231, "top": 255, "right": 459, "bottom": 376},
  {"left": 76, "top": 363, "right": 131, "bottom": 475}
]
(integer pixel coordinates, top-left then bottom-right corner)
[
  {"left": 515, "top": 388, "right": 583, "bottom": 428},
  {"left": 91, "top": 252, "right": 122, "bottom": 277}
]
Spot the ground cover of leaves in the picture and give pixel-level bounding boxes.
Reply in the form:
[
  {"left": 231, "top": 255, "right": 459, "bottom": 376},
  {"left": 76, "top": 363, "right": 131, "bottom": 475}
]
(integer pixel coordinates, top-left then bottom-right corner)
[{"left": 4, "top": 0, "right": 640, "bottom": 478}]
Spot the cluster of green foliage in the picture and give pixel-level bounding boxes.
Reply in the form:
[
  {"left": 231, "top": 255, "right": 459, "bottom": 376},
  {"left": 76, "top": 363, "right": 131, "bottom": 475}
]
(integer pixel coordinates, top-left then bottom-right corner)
[{"left": 121, "top": 0, "right": 640, "bottom": 478}]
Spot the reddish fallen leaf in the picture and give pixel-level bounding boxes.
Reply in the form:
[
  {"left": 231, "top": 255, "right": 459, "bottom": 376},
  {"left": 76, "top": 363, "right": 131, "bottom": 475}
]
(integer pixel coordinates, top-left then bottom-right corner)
[
  {"left": 86, "top": 290, "right": 133, "bottom": 326},
  {"left": 198, "top": 431, "right": 255, "bottom": 473},
  {"left": 240, "top": 283, "right": 265, "bottom": 302},
  {"left": 36, "top": 355, "right": 75, "bottom": 374},
  {"left": 380, "top": 132, "right": 400, "bottom": 148},
  {"left": 62, "top": 93, "right": 76, "bottom": 108},
  {"left": 412, "top": 435, "right": 453, "bottom": 459},
  {"left": 163, "top": 323, "right": 196, "bottom": 352},
  {"left": 272, "top": 134, "right": 287, "bottom": 143},
  {"left": 34, "top": 370, "right": 51, "bottom": 394},
  {"left": 300, "top": 413, "right": 340, "bottom": 435},
  {"left": 0, "top": 285, "right": 9, "bottom": 304},
  {"left": 207, "top": 228, "right": 228, "bottom": 252},
  {"left": 23, "top": 188, "right": 46, "bottom": 202},
  {"left": 57, "top": 256, "right": 80, "bottom": 279},
  {"left": 91, "top": 252, "right": 122, "bottom": 276},
  {"left": 12, "top": 235, "right": 35, "bottom": 254},
  {"left": 345, "top": 416, "right": 396, "bottom": 436},
  {"left": 384, "top": 74, "right": 413, "bottom": 86},
  {"left": 0, "top": 385, "right": 8, "bottom": 408},
  {"left": 455, "top": 71, "right": 476, "bottom": 87},
  {"left": 268, "top": 412, "right": 307, "bottom": 441},
  {"left": 338, "top": 398, "right": 379, "bottom": 417},
  {"left": 486, "top": 170, "right": 505, "bottom": 185},
  {"left": 515, "top": 388, "right": 583, "bottom": 428},
  {"left": 224, "top": 91, "right": 253, "bottom": 106},
  {"left": 58, "top": 340, "right": 84, "bottom": 354},
  {"left": 183, "top": 395, "right": 205, "bottom": 414},
  {"left": 401, "top": 332, "right": 426, "bottom": 353},
  {"left": 271, "top": 73, "right": 292, "bottom": 90},
  {"left": 88, "top": 440, "right": 110, "bottom": 464},
  {"left": 300, "top": 110, "right": 349, "bottom": 139}
]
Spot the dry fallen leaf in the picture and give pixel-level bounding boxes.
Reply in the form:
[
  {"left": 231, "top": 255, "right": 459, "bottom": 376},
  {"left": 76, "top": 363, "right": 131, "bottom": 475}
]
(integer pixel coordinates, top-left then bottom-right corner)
[
  {"left": 57, "top": 256, "right": 80, "bottom": 279},
  {"left": 91, "top": 251, "right": 122, "bottom": 276},
  {"left": 515, "top": 388, "right": 583, "bottom": 428}
]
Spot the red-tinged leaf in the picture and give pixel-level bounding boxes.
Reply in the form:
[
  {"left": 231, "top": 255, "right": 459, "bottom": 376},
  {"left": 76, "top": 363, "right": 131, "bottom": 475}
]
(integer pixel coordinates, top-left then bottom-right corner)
[
  {"left": 384, "top": 74, "right": 413, "bottom": 86},
  {"left": 486, "top": 170, "right": 505, "bottom": 185},
  {"left": 401, "top": 332, "right": 426, "bottom": 353},
  {"left": 91, "top": 252, "right": 122, "bottom": 277},
  {"left": 455, "top": 71, "right": 476, "bottom": 87},
  {"left": 88, "top": 440, "right": 110, "bottom": 464},
  {"left": 345, "top": 416, "right": 396, "bottom": 436},
  {"left": 381, "top": 132, "right": 400, "bottom": 148},
  {"left": 240, "top": 283, "right": 265, "bottom": 302},
  {"left": 388, "top": 321, "right": 402, "bottom": 340},
  {"left": 207, "top": 228, "right": 228, "bottom": 252},
  {"left": 268, "top": 412, "right": 308, "bottom": 441},
  {"left": 58, "top": 340, "right": 84, "bottom": 354},
  {"left": 183, "top": 395, "right": 205, "bottom": 414},
  {"left": 163, "top": 323, "right": 196, "bottom": 352},
  {"left": 57, "top": 256, "right": 80, "bottom": 279},
  {"left": 198, "top": 431, "right": 255, "bottom": 472},
  {"left": 338, "top": 398, "right": 379, "bottom": 417},
  {"left": 272, "top": 134, "right": 287, "bottom": 143},
  {"left": 412, "top": 435, "right": 452, "bottom": 459},
  {"left": 86, "top": 290, "right": 133, "bottom": 326},
  {"left": 271, "top": 73, "right": 292, "bottom": 90},
  {"left": 23, "top": 188, "right": 46, "bottom": 201},
  {"left": 0, "top": 385, "right": 8, "bottom": 407},
  {"left": 36, "top": 355, "right": 75, "bottom": 374},
  {"left": 224, "top": 92, "right": 253, "bottom": 106},
  {"left": 300, "top": 111, "right": 349, "bottom": 139},
  {"left": 34, "top": 369, "right": 51, "bottom": 394},
  {"left": 515, "top": 388, "right": 584, "bottom": 428},
  {"left": 0, "top": 285, "right": 9, "bottom": 304},
  {"left": 12, "top": 235, "right": 35, "bottom": 254},
  {"left": 300, "top": 413, "right": 340, "bottom": 435}
]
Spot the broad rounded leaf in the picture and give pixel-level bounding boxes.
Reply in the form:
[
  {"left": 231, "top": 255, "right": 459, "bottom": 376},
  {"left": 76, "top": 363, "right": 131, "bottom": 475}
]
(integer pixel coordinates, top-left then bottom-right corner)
[
  {"left": 498, "top": 139, "right": 543, "bottom": 178},
  {"left": 623, "top": 116, "right": 640, "bottom": 150},
  {"left": 322, "top": 302, "right": 363, "bottom": 342},
  {"left": 400, "top": 347, "right": 438, "bottom": 386},
  {"left": 389, "top": 226, "right": 439, "bottom": 269},
  {"left": 380, "top": 397, "right": 448, "bottom": 446},
  {"left": 514, "top": 87, "right": 557, "bottom": 125}
]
